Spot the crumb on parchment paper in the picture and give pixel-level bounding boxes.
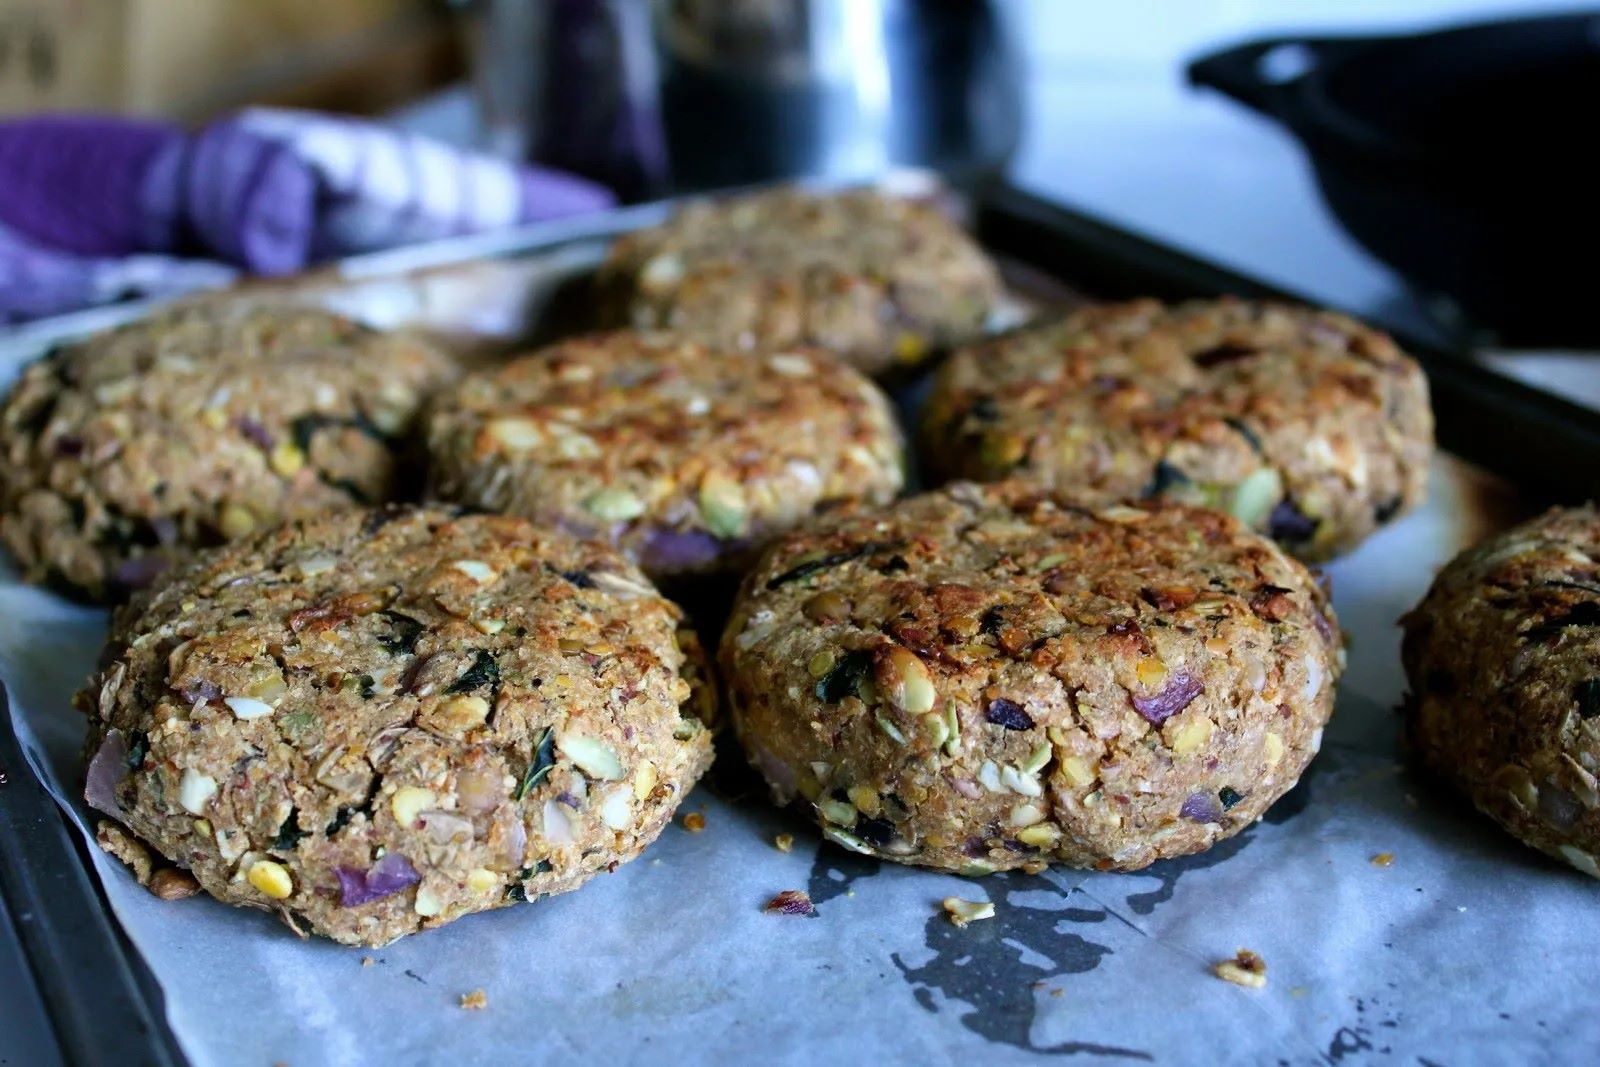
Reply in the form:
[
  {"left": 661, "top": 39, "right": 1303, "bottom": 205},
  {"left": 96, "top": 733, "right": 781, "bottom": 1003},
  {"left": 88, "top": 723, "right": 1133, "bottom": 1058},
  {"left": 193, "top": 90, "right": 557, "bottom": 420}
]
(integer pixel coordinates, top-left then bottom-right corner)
[
  {"left": 773, "top": 832, "right": 795, "bottom": 852},
  {"left": 96, "top": 821, "right": 153, "bottom": 885},
  {"left": 764, "top": 890, "right": 817, "bottom": 917},
  {"left": 148, "top": 868, "right": 200, "bottom": 900},
  {"left": 942, "top": 897, "right": 995, "bottom": 927},
  {"left": 1371, "top": 852, "right": 1395, "bottom": 867},
  {"left": 1214, "top": 949, "right": 1267, "bottom": 989},
  {"left": 682, "top": 811, "right": 706, "bottom": 833},
  {"left": 460, "top": 989, "right": 488, "bottom": 1011}
]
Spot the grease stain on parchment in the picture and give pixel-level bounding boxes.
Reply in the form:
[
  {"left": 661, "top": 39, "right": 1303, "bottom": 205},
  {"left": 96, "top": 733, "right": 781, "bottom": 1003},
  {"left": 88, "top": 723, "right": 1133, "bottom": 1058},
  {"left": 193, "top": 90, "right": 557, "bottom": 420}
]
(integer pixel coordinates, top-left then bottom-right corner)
[
  {"left": 795, "top": 755, "right": 1332, "bottom": 1060},
  {"left": 891, "top": 875, "right": 1148, "bottom": 1060}
]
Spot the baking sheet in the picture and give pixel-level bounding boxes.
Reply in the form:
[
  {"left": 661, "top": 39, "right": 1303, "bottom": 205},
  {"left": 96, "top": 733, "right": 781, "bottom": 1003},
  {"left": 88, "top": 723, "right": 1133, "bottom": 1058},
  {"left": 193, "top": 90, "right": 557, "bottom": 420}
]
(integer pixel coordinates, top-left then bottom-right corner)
[
  {"left": 4, "top": 209, "right": 1599, "bottom": 1064},
  {"left": 6, "top": 455, "right": 1595, "bottom": 1066}
]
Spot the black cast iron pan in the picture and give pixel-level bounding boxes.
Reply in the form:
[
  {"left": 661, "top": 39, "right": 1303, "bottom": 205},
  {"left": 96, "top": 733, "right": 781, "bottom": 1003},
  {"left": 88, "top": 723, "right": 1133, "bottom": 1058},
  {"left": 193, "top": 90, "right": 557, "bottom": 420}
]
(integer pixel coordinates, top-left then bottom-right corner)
[{"left": 1189, "top": 11, "right": 1600, "bottom": 346}]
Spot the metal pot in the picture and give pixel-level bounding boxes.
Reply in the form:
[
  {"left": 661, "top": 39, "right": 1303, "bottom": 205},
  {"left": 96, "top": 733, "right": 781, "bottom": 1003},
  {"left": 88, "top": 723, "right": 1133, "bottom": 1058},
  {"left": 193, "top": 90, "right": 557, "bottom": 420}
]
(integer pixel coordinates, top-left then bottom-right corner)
[{"left": 655, "top": 0, "right": 1024, "bottom": 191}]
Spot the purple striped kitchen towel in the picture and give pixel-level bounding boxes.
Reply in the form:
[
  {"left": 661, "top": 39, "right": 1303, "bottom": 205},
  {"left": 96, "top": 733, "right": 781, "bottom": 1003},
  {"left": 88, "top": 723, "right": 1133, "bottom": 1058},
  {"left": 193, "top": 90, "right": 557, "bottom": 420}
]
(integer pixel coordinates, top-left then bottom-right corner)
[{"left": 0, "top": 109, "right": 616, "bottom": 323}]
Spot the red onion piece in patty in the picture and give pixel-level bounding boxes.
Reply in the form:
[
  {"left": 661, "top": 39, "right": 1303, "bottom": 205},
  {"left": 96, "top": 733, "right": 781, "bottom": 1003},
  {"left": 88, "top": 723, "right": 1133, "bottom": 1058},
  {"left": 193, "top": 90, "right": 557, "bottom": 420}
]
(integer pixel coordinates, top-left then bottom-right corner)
[
  {"left": 111, "top": 554, "right": 170, "bottom": 591},
  {"left": 748, "top": 741, "right": 799, "bottom": 800},
  {"left": 84, "top": 729, "right": 128, "bottom": 816},
  {"left": 177, "top": 679, "right": 224, "bottom": 705},
  {"left": 1539, "top": 783, "right": 1581, "bottom": 831},
  {"left": 336, "top": 852, "right": 421, "bottom": 906},
  {"left": 1131, "top": 672, "right": 1203, "bottom": 724},
  {"left": 150, "top": 516, "right": 179, "bottom": 547},
  {"left": 1180, "top": 792, "right": 1223, "bottom": 824},
  {"left": 417, "top": 810, "right": 474, "bottom": 845},
  {"left": 456, "top": 768, "right": 503, "bottom": 814},
  {"left": 948, "top": 776, "right": 982, "bottom": 801},
  {"left": 640, "top": 528, "right": 724, "bottom": 572},
  {"left": 1268, "top": 499, "right": 1318, "bottom": 542},
  {"left": 233, "top": 416, "right": 276, "bottom": 450},
  {"left": 985, "top": 698, "right": 1034, "bottom": 730}
]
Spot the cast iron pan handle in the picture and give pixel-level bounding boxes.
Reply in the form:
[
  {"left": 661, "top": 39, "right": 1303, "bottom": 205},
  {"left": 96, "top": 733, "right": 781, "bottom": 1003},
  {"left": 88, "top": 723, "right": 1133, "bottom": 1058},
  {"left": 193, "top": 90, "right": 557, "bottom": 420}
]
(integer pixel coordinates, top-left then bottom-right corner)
[{"left": 1187, "top": 33, "right": 1378, "bottom": 118}]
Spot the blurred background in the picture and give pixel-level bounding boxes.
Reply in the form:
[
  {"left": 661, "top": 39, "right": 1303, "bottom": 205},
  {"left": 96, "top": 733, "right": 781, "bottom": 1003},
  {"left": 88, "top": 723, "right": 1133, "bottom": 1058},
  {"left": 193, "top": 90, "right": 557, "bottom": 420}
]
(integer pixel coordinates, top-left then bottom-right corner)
[{"left": 1, "top": 0, "right": 1595, "bottom": 386}]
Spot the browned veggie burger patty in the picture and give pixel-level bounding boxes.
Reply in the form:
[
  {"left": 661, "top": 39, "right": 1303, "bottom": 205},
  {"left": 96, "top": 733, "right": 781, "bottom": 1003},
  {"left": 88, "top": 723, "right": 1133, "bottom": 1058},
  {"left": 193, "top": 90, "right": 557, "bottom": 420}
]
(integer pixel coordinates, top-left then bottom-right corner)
[
  {"left": 82, "top": 507, "right": 715, "bottom": 945},
  {"left": 424, "top": 330, "right": 904, "bottom": 581},
  {"left": 1403, "top": 506, "right": 1600, "bottom": 880},
  {"left": 721, "top": 481, "right": 1341, "bottom": 874},
  {"left": 0, "top": 303, "right": 458, "bottom": 600},
  {"left": 921, "top": 298, "right": 1433, "bottom": 561},
  {"left": 597, "top": 187, "right": 1002, "bottom": 376}
]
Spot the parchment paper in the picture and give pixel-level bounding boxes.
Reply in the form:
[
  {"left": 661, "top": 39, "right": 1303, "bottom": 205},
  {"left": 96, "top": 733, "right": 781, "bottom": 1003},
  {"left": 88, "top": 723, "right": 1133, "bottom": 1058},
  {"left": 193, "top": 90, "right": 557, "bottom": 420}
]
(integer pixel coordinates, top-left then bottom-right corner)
[
  {"left": 3, "top": 218, "right": 1597, "bottom": 1063},
  {"left": 6, "top": 448, "right": 1597, "bottom": 1066}
]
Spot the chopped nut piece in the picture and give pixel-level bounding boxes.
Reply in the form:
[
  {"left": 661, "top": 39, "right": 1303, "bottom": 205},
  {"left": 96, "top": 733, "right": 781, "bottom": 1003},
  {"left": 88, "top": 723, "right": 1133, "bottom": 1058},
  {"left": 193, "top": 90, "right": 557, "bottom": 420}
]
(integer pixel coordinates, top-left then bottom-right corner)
[
  {"left": 557, "top": 733, "right": 625, "bottom": 780},
  {"left": 1000, "top": 764, "right": 1043, "bottom": 797},
  {"left": 773, "top": 833, "right": 795, "bottom": 853},
  {"left": 1370, "top": 852, "right": 1395, "bottom": 867},
  {"left": 224, "top": 695, "right": 275, "bottom": 720},
  {"left": 247, "top": 859, "right": 294, "bottom": 900},
  {"left": 764, "top": 889, "right": 817, "bottom": 916},
  {"left": 466, "top": 868, "right": 498, "bottom": 894},
  {"left": 149, "top": 868, "right": 201, "bottom": 900},
  {"left": 269, "top": 441, "right": 306, "bottom": 477},
  {"left": 1020, "top": 742, "right": 1052, "bottom": 775},
  {"left": 217, "top": 503, "right": 257, "bottom": 540},
  {"left": 486, "top": 416, "right": 544, "bottom": 452},
  {"left": 459, "top": 989, "right": 489, "bottom": 1011},
  {"left": 942, "top": 897, "right": 996, "bottom": 927},
  {"left": 1166, "top": 714, "right": 1214, "bottom": 755},
  {"left": 768, "top": 352, "right": 814, "bottom": 377},
  {"left": 97, "top": 822, "right": 154, "bottom": 885},
  {"left": 1008, "top": 802, "right": 1046, "bottom": 828},
  {"left": 1057, "top": 755, "right": 1096, "bottom": 790},
  {"left": 1015, "top": 823, "right": 1061, "bottom": 848},
  {"left": 878, "top": 646, "right": 937, "bottom": 715},
  {"left": 1560, "top": 844, "right": 1600, "bottom": 879},
  {"left": 633, "top": 760, "right": 659, "bottom": 801},
  {"left": 177, "top": 769, "right": 217, "bottom": 815},
  {"left": 846, "top": 785, "right": 882, "bottom": 817},
  {"left": 414, "top": 885, "right": 443, "bottom": 917},
  {"left": 807, "top": 650, "right": 836, "bottom": 679},
  {"left": 1229, "top": 467, "right": 1284, "bottom": 529},
  {"left": 428, "top": 694, "right": 491, "bottom": 735},
  {"left": 825, "top": 827, "right": 873, "bottom": 855},
  {"left": 583, "top": 487, "right": 647, "bottom": 522},
  {"left": 1213, "top": 949, "right": 1267, "bottom": 989},
  {"left": 802, "top": 591, "right": 850, "bottom": 625},
  {"left": 391, "top": 787, "right": 436, "bottom": 829},
  {"left": 682, "top": 812, "right": 707, "bottom": 833},
  {"left": 698, "top": 471, "right": 748, "bottom": 538},
  {"left": 600, "top": 788, "right": 633, "bottom": 830},
  {"left": 819, "top": 797, "right": 857, "bottom": 826},
  {"left": 451, "top": 560, "right": 497, "bottom": 584}
]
